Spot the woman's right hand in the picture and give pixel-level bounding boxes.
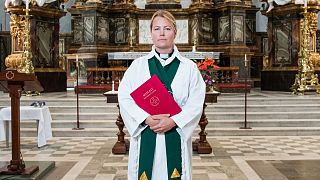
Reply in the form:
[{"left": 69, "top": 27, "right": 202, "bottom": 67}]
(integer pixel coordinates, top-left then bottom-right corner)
[{"left": 145, "top": 114, "right": 170, "bottom": 128}]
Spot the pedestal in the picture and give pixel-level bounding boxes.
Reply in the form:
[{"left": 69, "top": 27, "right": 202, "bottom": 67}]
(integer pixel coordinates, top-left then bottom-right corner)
[
  {"left": 103, "top": 92, "right": 129, "bottom": 154},
  {"left": 193, "top": 91, "right": 220, "bottom": 154}
]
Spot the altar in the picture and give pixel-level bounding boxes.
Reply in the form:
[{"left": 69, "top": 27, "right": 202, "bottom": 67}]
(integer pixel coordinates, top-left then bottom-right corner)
[
  {"left": 75, "top": 52, "right": 221, "bottom": 93},
  {"left": 0, "top": 106, "right": 53, "bottom": 148}
]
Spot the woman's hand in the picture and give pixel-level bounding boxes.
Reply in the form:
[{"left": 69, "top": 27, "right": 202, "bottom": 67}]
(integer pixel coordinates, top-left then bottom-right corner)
[
  {"left": 145, "top": 114, "right": 170, "bottom": 127},
  {"left": 150, "top": 115, "right": 176, "bottom": 133}
]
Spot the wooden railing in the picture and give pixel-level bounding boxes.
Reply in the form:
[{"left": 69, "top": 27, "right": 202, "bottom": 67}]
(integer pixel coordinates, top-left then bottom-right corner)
[
  {"left": 214, "top": 66, "right": 239, "bottom": 84},
  {"left": 86, "top": 66, "right": 239, "bottom": 86},
  {"left": 86, "top": 67, "right": 127, "bottom": 85}
]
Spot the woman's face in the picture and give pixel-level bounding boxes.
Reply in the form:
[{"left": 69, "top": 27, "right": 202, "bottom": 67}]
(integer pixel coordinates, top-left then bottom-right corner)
[{"left": 151, "top": 16, "right": 176, "bottom": 53}]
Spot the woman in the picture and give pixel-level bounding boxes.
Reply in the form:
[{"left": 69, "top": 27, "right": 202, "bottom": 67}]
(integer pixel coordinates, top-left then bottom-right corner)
[{"left": 118, "top": 10, "right": 205, "bottom": 180}]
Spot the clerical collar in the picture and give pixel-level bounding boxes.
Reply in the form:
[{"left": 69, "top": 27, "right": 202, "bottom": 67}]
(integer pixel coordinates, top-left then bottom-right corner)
[{"left": 155, "top": 49, "right": 174, "bottom": 60}]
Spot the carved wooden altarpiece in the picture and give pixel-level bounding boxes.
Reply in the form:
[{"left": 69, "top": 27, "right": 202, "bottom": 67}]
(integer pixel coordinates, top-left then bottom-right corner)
[
  {"left": 260, "top": 1, "right": 320, "bottom": 91},
  {"left": 5, "top": 3, "right": 67, "bottom": 92}
]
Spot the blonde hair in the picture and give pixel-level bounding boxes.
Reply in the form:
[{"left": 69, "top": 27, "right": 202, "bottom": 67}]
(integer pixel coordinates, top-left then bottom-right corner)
[{"left": 150, "top": 10, "right": 177, "bottom": 33}]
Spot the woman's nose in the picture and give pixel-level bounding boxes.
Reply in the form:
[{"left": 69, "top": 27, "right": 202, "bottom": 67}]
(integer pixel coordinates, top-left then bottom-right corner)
[{"left": 160, "top": 29, "right": 165, "bottom": 36}]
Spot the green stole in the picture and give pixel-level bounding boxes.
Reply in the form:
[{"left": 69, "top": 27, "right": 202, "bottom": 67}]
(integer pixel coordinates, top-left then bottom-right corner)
[{"left": 138, "top": 56, "right": 182, "bottom": 180}]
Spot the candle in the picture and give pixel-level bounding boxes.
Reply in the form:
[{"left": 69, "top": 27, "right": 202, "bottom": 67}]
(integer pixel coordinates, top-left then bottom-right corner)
[
  {"left": 130, "top": 29, "right": 133, "bottom": 37},
  {"left": 245, "top": 54, "right": 248, "bottom": 67},
  {"left": 192, "top": 45, "right": 196, "bottom": 52},
  {"left": 26, "top": 0, "right": 29, "bottom": 9},
  {"left": 112, "top": 80, "right": 115, "bottom": 91},
  {"left": 304, "top": 0, "right": 307, "bottom": 7}
]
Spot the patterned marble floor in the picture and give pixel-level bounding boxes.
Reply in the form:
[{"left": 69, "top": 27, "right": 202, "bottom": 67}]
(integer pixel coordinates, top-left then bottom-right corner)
[{"left": 2, "top": 136, "right": 320, "bottom": 179}]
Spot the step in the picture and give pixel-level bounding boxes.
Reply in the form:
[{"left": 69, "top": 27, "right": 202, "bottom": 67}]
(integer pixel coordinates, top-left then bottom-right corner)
[
  {"left": 208, "top": 111, "right": 320, "bottom": 120},
  {"left": 208, "top": 104, "right": 320, "bottom": 112},
  {"left": 205, "top": 127, "right": 320, "bottom": 136},
  {"left": 19, "top": 127, "right": 320, "bottom": 137}
]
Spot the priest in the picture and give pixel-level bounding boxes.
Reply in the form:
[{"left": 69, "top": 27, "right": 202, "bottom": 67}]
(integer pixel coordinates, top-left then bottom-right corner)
[{"left": 118, "top": 10, "right": 205, "bottom": 180}]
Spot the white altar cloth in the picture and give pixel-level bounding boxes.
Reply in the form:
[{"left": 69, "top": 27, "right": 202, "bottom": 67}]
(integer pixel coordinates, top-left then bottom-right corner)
[
  {"left": 0, "top": 106, "right": 52, "bottom": 147},
  {"left": 108, "top": 52, "right": 221, "bottom": 60}
]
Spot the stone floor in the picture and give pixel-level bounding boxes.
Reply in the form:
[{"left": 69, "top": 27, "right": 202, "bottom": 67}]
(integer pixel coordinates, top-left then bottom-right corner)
[{"left": 2, "top": 136, "right": 320, "bottom": 179}]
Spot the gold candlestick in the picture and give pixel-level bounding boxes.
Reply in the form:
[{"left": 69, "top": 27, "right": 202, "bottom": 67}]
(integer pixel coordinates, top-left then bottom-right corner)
[{"left": 291, "top": 5, "right": 320, "bottom": 94}]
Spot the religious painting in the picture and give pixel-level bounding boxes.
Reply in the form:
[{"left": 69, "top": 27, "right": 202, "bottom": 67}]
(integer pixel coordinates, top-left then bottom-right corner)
[
  {"left": 73, "top": 18, "right": 83, "bottom": 44},
  {"left": 115, "top": 18, "right": 126, "bottom": 44},
  {"left": 139, "top": 20, "right": 152, "bottom": 44},
  {"left": 175, "top": 20, "right": 188, "bottom": 44},
  {"left": 245, "top": 19, "right": 254, "bottom": 43},
  {"left": 138, "top": 19, "right": 188, "bottom": 44},
  {"left": 97, "top": 17, "right": 109, "bottom": 43},
  {"left": 232, "top": 15, "right": 244, "bottom": 42},
  {"left": 201, "top": 17, "right": 214, "bottom": 44},
  {"left": 274, "top": 22, "right": 291, "bottom": 65},
  {"left": 34, "top": 21, "right": 53, "bottom": 67},
  {"left": 84, "top": 16, "right": 95, "bottom": 44},
  {"left": 218, "top": 16, "right": 230, "bottom": 43}
]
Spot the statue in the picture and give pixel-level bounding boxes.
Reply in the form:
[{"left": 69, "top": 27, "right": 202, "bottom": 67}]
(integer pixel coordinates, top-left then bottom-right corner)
[
  {"left": 5, "top": 0, "right": 65, "bottom": 8},
  {"left": 266, "top": 0, "right": 304, "bottom": 13}
]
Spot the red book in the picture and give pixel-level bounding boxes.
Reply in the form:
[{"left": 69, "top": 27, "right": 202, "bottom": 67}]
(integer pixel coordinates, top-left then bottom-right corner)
[{"left": 130, "top": 75, "right": 181, "bottom": 116}]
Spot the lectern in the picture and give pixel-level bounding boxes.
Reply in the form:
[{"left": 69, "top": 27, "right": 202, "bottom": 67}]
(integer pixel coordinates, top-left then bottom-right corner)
[{"left": 0, "top": 70, "right": 42, "bottom": 175}]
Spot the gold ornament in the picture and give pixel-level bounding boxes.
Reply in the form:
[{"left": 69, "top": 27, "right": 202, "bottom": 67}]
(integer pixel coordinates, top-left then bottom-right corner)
[
  {"left": 139, "top": 171, "right": 148, "bottom": 180},
  {"left": 171, "top": 168, "right": 181, "bottom": 178}
]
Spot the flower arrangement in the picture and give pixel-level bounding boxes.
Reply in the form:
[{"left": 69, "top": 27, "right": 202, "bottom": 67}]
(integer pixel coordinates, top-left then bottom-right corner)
[{"left": 195, "top": 57, "right": 220, "bottom": 91}]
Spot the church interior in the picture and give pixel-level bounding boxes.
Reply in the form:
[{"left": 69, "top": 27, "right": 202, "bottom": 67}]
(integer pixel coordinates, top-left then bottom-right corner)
[{"left": 1, "top": 0, "right": 320, "bottom": 179}]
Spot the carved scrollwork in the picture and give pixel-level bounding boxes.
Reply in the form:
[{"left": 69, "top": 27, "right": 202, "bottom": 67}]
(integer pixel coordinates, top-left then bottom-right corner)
[
  {"left": 5, "top": 54, "right": 24, "bottom": 70},
  {"left": 10, "top": 14, "right": 25, "bottom": 49}
]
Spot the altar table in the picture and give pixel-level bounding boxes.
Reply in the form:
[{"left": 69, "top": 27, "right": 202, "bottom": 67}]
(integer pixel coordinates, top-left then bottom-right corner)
[{"left": 0, "top": 106, "right": 52, "bottom": 147}]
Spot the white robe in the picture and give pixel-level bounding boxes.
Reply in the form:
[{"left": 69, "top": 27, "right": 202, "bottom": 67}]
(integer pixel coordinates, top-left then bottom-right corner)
[{"left": 118, "top": 45, "right": 206, "bottom": 180}]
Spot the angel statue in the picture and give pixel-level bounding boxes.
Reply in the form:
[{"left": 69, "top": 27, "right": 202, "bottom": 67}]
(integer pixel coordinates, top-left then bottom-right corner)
[
  {"left": 5, "top": 0, "right": 68, "bottom": 8},
  {"left": 266, "top": 0, "right": 305, "bottom": 13}
]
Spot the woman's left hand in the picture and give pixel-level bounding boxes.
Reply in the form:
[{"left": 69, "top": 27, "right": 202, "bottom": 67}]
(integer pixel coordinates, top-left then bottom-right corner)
[{"left": 150, "top": 116, "right": 176, "bottom": 133}]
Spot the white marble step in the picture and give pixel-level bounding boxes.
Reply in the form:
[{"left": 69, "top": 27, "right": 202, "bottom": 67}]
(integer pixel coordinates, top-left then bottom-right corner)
[
  {"left": 19, "top": 127, "right": 320, "bottom": 137},
  {"left": 19, "top": 119, "right": 320, "bottom": 129},
  {"left": 2, "top": 89, "right": 320, "bottom": 136}
]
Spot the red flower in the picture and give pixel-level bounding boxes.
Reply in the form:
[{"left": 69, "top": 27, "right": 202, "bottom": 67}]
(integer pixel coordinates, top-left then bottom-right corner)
[{"left": 195, "top": 57, "right": 219, "bottom": 87}]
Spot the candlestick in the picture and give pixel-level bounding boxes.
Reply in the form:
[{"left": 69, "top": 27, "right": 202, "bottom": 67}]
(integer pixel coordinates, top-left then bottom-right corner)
[{"left": 76, "top": 54, "right": 79, "bottom": 68}]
